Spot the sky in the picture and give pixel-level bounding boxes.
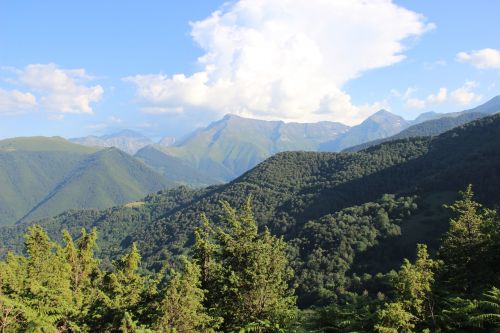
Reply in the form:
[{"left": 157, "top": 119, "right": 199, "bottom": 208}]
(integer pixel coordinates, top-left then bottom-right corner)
[{"left": 0, "top": 0, "right": 499, "bottom": 140}]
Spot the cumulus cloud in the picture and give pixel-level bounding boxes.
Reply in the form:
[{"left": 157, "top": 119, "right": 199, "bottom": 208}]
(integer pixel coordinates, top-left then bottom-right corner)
[
  {"left": 457, "top": 48, "right": 500, "bottom": 69},
  {"left": 1, "top": 64, "right": 103, "bottom": 116},
  {"left": 17, "top": 64, "right": 103, "bottom": 114},
  {"left": 449, "top": 81, "right": 482, "bottom": 105},
  {"left": 0, "top": 88, "right": 37, "bottom": 115},
  {"left": 404, "top": 82, "right": 481, "bottom": 109},
  {"left": 125, "top": 0, "right": 433, "bottom": 125}
]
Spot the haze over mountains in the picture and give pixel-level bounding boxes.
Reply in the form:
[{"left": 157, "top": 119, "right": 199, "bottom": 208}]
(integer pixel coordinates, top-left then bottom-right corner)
[{"left": 71, "top": 130, "right": 176, "bottom": 155}]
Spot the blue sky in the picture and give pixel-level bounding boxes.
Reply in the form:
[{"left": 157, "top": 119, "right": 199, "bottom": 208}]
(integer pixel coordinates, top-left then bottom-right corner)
[{"left": 0, "top": 0, "right": 498, "bottom": 140}]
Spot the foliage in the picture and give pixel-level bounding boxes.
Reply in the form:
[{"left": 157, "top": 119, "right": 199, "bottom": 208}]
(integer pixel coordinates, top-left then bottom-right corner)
[{"left": 194, "top": 198, "right": 297, "bottom": 331}]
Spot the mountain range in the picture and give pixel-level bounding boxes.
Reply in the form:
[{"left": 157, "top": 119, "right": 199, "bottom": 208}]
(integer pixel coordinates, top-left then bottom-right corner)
[
  {"left": 69, "top": 96, "right": 500, "bottom": 182},
  {"left": 0, "top": 96, "right": 498, "bottom": 227},
  {"left": 2, "top": 112, "right": 500, "bottom": 306},
  {"left": 71, "top": 130, "right": 176, "bottom": 155}
]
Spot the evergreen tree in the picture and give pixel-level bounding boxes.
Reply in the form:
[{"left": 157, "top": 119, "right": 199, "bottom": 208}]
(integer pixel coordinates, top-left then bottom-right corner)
[
  {"left": 194, "top": 198, "right": 297, "bottom": 331},
  {"left": 154, "top": 259, "right": 218, "bottom": 332},
  {"left": 439, "top": 185, "right": 496, "bottom": 294},
  {"left": 93, "top": 243, "right": 149, "bottom": 331}
]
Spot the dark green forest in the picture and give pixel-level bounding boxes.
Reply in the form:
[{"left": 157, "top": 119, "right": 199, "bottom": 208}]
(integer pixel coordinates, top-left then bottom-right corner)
[{"left": 1, "top": 187, "right": 499, "bottom": 332}]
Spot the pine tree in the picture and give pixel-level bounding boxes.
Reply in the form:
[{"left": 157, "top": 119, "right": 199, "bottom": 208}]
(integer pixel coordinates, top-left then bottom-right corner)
[
  {"left": 194, "top": 198, "right": 297, "bottom": 331},
  {"left": 63, "top": 228, "right": 100, "bottom": 331},
  {"left": 94, "top": 242, "right": 148, "bottom": 331},
  {"left": 440, "top": 185, "right": 497, "bottom": 294},
  {"left": 155, "top": 258, "right": 218, "bottom": 332}
]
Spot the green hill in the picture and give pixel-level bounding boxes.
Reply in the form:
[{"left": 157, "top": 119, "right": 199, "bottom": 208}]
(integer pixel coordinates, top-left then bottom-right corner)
[
  {"left": 0, "top": 137, "right": 100, "bottom": 225},
  {"left": 0, "top": 137, "right": 173, "bottom": 226}
]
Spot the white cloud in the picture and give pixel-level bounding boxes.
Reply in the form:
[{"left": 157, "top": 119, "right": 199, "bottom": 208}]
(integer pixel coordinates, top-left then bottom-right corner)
[
  {"left": 457, "top": 48, "right": 500, "bottom": 69},
  {"left": 426, "top": 87, "right": 448, "bottom": 104},
  {"left": 404, "top": 83, "right": 481, "bottom": 109},
  {"left": 449, "top": 81, "right": 482, "bottom": 106},
  {"left": 7, "top": 63, "right": 103, "bottom": 115},
  {"left": 125, "top": 0, "right": 432, "bottom": 125},
  {"left": 0, "top": 88, "right": 37, "bottom": 115},
  {"left": 405, "top": 86, "right": 447, "bottom": 109}
]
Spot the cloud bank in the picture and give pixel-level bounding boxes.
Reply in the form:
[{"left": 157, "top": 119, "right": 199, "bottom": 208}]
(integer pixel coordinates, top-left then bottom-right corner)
[{"left": 126, "top": 0, "right": 433, "bottom": 125}]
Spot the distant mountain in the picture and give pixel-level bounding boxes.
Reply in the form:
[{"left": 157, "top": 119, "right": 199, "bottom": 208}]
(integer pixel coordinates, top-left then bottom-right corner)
[
  {"left": 345, "top": 112, "right": 488, "bottom": 152},
  {"left": 462, "top": 95, "right": 500, "bottom": 114},
  {"left": 135, "top": 145, "right": 220, "bottom": 187},
  {"left": 71, "top": 130, "right": 153, "bottom": 155},
  {"left": 158, "top": 136, "right": 176, "bottom": 147},
  {"left": 0, "top": 137, "right": 173, "bottom": 226},
  {"left": 319, "top": 109, "right": 409, "bottom": 151},
  {"left": 344, "top": 95, "right": 500, "bottom": 152},
  {"left": 164, "top": 114, "right": 349, "bottom": 181},
  {"left": 411, "top": 111, "right": 441, "bottom": 124}
]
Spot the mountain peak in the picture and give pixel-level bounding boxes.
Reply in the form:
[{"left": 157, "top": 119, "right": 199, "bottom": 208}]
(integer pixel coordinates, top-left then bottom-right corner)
[
  {"left": 102, "top": 129, "right": 148, "bottom": 139},
  {"left": 464, "top": 95, "right": 500, "bottom": 114},
  {"left": 365, "top": 109, "right": 406, "bottom": 124}
]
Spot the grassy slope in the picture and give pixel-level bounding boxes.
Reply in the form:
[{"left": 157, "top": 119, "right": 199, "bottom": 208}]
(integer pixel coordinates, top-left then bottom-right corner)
[
  {"left": 0, "top": 137, "right": 174, "bottom": 226},
  {"left": 134, "top": 145, "right": 221, "bottom": 187},
  {"left": 166, "top": 115, "right": 348, "bottom": 181},
  {"left": 0, "top": 137, "right": 100, "bottom": 225}
]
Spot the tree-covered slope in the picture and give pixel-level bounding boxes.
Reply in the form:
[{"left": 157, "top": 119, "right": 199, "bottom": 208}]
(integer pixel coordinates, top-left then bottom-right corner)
[{"left": 134, "top": 145, "right": 220, "bottom": 187}]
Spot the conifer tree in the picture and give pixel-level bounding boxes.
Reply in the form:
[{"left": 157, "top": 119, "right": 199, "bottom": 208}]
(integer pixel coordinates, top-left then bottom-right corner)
[
  {"left": 23, "top": 225, "right": 74, "bottom": 331},
  {"left": 194, "top": 198, "right": 297, "bottom": 331},
  {"left": 440, "top": 185, "right": 497, "bottom": 294},
  {"left": 95, "top": 242, "right": 148, "bottom": 331},
  {"left": 155, "top": 258, "right": 218, "bottom": 332},
  {"left": 63, "top": 228, "right": 100, "bottom": 331}
]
